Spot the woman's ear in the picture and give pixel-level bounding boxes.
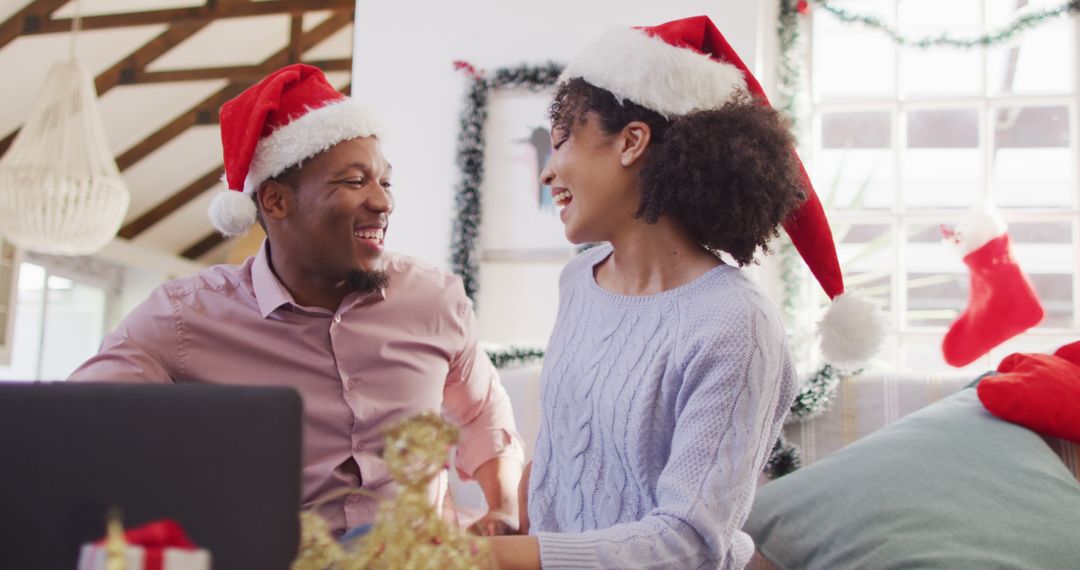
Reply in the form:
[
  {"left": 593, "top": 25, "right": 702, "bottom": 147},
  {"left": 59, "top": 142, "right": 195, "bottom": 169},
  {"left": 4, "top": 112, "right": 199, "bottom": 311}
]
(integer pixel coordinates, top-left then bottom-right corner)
[
  {"left": 619, "top": 121, "right": 652, "bottom": 167},
  {"left": 257, "top": 179, "right": 291, "bottom": 222}
]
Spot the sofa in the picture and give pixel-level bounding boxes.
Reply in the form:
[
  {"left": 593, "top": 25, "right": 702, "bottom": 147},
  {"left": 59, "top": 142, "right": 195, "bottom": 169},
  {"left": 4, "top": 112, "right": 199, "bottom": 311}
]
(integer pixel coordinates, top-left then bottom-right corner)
[{"left": 454, "top": 364, "right": 1080, "bottom": 568}]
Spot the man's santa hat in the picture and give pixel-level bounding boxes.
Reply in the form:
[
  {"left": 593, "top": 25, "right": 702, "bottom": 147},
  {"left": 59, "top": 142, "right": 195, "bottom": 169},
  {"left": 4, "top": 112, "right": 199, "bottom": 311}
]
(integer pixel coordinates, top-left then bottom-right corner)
[
  {"left": 561, "top": 15, "right": 885, "bottom": 367},
  {"left": 209, "top": 63, "right": 381, "bottom": 236}
]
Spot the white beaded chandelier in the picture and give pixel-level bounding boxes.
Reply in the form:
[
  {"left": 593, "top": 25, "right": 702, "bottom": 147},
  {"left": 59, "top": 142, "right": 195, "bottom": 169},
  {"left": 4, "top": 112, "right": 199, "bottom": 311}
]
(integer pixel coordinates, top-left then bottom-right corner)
[{"left": 0, "top": 2, "right": 129, "bottom": 256}]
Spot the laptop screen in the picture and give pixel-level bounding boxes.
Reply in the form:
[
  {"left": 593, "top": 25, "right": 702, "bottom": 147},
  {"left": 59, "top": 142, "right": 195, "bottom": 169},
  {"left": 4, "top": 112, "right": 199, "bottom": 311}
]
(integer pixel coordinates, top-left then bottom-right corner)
[{"left": 0, "top": 382, "right": 302, "bottom": 569}]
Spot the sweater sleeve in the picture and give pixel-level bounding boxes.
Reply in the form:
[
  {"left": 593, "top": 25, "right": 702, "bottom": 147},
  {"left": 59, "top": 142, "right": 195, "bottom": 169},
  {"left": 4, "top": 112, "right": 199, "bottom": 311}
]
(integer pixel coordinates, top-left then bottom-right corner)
[{"left": 537, "top": 302, "right": 793, "bottom": 569}]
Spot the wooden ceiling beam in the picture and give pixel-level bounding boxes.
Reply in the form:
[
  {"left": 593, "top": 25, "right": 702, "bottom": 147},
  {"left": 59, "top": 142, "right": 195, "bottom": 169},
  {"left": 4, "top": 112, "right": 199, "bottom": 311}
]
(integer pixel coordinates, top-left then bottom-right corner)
[
  {"left": 114, "top": 82, "right": 246, "bottom": 170},
  {"left": 109, "top": 12, "right": 353, "bottom": 244},
  {"left": 23, "top": 0, "right": 354, "bottom": 36},
  {"left": 113, "top": 12, "right": 351, "bottom": 171},
  {"left": 97, "top": 21, "right": 211, "bottom": 95},
  {"left": 118, "top": 165, "right": 224, "bottom": 239},
  {"left": 288, "top": 15, "right": 303, "bottom": 65},
  {"left": 0, "top": 0, "right": 68, "bottom": 50},
  {"left": 126, "top": 58, "right": 351, "bottom": 85},
  {"left": 0, "top": 21, "right": 209, "bottom": 159},
  {"left": 181, "top": 232, "right": 227, "bottom": 260}
]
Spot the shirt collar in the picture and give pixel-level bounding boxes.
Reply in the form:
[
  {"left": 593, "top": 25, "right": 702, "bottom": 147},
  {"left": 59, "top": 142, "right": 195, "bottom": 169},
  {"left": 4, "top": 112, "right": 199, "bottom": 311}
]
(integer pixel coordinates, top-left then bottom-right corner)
[
  {"left": 251, "top": 240, "right": 296, "bottom": 318},
  {"left": 251, "top": 240, "right": 389, "bottom": 318}
]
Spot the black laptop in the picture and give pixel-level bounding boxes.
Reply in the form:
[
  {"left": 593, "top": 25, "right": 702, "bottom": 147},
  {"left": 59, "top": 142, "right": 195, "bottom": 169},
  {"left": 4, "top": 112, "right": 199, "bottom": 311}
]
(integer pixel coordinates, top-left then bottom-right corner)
[{"left": 0, "top": 382, "right": 303, "bottom": 569}]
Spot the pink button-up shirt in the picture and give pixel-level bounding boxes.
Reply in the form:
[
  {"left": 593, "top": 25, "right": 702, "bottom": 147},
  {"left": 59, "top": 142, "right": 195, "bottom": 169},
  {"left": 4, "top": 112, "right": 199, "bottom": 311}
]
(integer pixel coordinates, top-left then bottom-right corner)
[{"left": 69, "top": 242, "right": 523, "bottom": 533}]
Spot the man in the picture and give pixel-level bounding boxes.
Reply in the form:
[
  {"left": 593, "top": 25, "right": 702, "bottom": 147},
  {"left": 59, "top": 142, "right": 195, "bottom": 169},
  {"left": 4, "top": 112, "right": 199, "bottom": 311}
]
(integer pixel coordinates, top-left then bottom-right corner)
[{"left": 69, "top": 64, "right": 524, "bottom": 537}]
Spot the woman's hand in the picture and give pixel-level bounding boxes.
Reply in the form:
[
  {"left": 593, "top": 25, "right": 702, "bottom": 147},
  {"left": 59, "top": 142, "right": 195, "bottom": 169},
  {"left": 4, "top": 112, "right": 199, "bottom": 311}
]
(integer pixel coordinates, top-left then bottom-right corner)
[{"left": 469, "top": 510, "right": 519, "bottom": 536}]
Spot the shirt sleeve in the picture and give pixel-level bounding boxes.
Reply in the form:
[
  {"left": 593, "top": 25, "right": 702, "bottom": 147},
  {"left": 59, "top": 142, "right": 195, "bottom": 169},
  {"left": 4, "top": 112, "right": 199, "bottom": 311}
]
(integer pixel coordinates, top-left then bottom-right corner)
[
  {"left": 67, "top": 284, "right": 179, "bottom": 383},
  {"left": 537, "top": 305, "right": 794, "bottom": 569},
  {"left": 441, "top": 291, "right": 525, "bottom": 479}
]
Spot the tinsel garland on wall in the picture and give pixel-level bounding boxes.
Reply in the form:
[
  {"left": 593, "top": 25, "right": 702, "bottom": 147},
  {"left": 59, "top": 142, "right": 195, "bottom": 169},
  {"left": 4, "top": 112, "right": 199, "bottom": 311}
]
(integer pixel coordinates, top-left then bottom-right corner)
[
  {"left": 812, "top": 0, "right": 1079, "bottom": 49},
  {"left": 450, "top": 61, "right": 564, "bottom": 301},
  {"left": 484, "top": 344, "right": 546, "bottom": 370},
  {"left": 762, "top": 0, "right": 840, "bottom": 479}
]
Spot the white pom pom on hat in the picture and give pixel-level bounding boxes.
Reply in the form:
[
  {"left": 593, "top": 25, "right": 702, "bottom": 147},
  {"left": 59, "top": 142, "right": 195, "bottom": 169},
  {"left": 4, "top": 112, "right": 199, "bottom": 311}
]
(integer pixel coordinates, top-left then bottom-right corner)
[
  {"left": 208, "top": 190, "right": 257, "bottom": 237},
  {"left": 211, "top": 63, "right": 381, "bottom": 235}
]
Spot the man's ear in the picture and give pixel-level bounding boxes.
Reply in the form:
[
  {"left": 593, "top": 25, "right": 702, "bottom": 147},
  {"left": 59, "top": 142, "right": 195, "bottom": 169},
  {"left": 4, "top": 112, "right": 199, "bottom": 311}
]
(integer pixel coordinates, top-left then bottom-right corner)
[
  {"left": 258, "top": 179, "right": 291, "bottom": 222},
  {"left": 619, "top": 121, "right": 652, "bottom": 167}
]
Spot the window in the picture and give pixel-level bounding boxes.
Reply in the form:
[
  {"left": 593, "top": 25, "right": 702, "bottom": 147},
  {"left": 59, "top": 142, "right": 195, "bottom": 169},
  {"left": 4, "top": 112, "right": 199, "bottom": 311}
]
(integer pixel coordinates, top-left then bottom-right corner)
[
  {"left": 0, "top": 258, "right": 116, "bottom": 381},
  {"left": 806, "top": 0, "right": 1079, "bottom": 372}
]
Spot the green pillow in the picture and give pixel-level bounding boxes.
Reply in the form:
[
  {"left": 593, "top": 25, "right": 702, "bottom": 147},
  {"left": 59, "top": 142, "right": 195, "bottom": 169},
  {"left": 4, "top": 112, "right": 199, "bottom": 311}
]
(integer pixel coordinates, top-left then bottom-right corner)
[{"left": 745, "top": 388, "right": 1080, "bottom": 570}]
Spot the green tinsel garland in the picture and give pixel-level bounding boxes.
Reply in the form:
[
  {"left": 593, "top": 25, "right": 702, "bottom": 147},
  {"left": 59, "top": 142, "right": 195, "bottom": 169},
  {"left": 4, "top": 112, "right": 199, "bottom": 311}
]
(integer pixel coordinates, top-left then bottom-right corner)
[
  {"left": 764, "top": 0, "right": 842, "bottom": 479},
  {"left": 484, "top": 345, "right": 546, "bottom": 370},
  {"left": 811, "top": 0, "right": 1079, "bottom": 49},
  {"left": 764, "top": 433, "right": 803, "bottom": 477},
  {"left": 450, "top": 62, "right": 565, "bottom": 301}
]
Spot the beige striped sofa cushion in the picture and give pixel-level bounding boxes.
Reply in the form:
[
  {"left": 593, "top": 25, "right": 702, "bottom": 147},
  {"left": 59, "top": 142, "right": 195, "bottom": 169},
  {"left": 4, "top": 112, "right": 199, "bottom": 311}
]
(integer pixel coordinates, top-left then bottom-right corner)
[{"left": 782, "top": 372, "right": 1079, "bottom": 481}]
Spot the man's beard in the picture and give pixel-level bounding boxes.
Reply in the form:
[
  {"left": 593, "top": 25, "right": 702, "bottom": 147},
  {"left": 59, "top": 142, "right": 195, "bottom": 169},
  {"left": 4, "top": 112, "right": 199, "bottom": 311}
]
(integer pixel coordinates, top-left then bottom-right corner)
[{"left": 345, "top": 269, "right": 389, "bottom": 293}]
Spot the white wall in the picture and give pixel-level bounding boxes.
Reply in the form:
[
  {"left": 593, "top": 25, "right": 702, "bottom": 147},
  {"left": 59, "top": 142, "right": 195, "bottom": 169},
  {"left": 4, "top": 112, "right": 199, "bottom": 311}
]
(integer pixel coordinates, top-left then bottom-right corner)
[{"left": 354, "top": 1, "right": 764, "bottom": 269}]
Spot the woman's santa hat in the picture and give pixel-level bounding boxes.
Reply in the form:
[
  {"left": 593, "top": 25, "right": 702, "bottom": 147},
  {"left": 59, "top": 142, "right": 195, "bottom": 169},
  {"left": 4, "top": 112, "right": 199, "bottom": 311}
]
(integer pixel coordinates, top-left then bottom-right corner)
[
  {"left": 209, "top": 63, "right": 381, "bottom": 236},
  {"left": 562, "top": 15, "right": 886, "bottom": 368}
]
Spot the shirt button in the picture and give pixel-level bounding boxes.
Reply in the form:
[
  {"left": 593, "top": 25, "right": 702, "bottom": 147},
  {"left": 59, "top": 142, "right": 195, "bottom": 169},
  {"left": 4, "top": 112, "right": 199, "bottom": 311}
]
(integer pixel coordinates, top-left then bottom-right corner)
[
  {"left": 346, "top": 379, "right": 356, "bottom": 390},
  {"left": 355, "top": 441, "right": 363, "bottom": 452},
  {"left": 333, "top": 315, "right": 342, "bottom": 324}
]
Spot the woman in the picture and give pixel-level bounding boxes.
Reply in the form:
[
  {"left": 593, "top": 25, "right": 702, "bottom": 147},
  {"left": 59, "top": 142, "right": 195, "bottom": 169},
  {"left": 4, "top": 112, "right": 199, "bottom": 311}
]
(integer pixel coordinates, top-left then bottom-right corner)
[{"left": 487, "top": 15, "right": 873, "bottom": 570}]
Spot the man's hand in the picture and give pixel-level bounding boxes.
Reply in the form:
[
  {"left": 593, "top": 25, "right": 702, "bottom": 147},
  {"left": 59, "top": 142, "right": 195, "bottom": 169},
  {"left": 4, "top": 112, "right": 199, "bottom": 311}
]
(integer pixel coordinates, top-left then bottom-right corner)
[
  {"left": 468, "top": 509, "right": 519, "bottom": 536},
  {"left": 470, "top": 456, "right": 523, "bottom": 536}
]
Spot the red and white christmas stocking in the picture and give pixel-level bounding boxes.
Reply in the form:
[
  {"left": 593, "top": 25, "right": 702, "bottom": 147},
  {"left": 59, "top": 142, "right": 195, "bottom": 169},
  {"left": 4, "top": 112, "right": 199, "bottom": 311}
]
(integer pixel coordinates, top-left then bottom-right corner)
[{"left": 942, "top": 203, "right": 1044, "bottom": 367}]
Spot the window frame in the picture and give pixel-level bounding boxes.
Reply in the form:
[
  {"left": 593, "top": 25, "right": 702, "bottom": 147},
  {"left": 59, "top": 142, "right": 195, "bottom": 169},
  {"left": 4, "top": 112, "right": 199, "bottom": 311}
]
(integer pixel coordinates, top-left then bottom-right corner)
[{"left": 802, "top": 2, "right": 1080, "bottom": 370}]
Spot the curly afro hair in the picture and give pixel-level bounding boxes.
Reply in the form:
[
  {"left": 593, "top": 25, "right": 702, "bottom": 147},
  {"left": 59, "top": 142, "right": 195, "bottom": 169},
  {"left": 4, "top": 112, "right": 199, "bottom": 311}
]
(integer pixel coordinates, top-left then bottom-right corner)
[{"left": 549, "top": 78, "right": 807, "bottom": 266}]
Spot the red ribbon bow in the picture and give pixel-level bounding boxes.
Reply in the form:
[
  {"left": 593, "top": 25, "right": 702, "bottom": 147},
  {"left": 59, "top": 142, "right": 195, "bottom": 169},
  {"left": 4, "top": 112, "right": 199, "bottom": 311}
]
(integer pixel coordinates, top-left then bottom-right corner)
[{"left": 96, "top": 519, "right": 198, "bottom": 570}]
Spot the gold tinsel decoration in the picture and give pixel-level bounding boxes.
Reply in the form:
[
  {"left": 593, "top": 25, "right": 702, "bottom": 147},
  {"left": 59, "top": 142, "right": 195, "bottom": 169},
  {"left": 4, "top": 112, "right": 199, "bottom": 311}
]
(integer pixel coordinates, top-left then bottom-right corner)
[
  {"left": 103, "top": 508, "right": 127, "bottom": 570},
  {"left": 292, "top": 413, "right": 488, "bottom": 570}
]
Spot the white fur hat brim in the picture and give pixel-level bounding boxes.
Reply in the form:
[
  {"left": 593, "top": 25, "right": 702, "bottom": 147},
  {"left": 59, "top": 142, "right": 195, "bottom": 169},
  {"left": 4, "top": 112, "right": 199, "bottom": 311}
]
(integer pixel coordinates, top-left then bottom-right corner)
[
  {"left": 559, "top": 27, "right": 748, "bottom": 118},
  {"left": 209, "top": 99, "right": 381, "bottom": 235}
]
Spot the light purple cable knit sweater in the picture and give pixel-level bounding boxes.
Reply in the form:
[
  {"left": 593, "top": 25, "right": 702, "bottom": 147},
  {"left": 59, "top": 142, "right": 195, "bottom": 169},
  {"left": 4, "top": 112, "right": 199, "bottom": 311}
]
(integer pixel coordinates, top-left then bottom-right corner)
[{"left": 528, "top": 244, "right": 797, "bottom": 569}]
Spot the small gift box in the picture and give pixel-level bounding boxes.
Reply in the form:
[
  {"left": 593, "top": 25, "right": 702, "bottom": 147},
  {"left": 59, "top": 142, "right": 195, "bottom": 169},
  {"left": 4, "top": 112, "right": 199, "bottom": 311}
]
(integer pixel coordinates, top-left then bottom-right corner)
[{"left": 77, "top": 518, "right": 211, "bottom": 570}]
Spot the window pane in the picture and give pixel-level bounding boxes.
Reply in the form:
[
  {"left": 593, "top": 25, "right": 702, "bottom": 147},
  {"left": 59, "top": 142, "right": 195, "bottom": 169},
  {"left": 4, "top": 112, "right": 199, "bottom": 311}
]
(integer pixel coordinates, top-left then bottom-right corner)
[
  {"left": 39, "top": 279, "right": 107, "bottom": 380},
  {"left": 987, "top": 333, "right": 1080, "bottom": 365},
  {"left": 0, "top": 263, "right": 45, "bottom": 381},
  {"left": 1010, "top": 222, "right": 1075, "bottom": 328},
  {"left": 836, "top": 223, "right": 895, "bottom": 318},
  {"left": 905, "top": 224, "right": 967, "bottom": 327},
  {"left": 815, "top": 111, "right": 894, "bottom": 210},
  {"left": 901, "top": 335, "right": 988, "bottom": 373},
  {"left": 898, "top": 0, "right": 983, "bottom": 96},
  {"left": 992, "top": 105, "right": 1073, "bottom": 208},
  {"left": 903, "top": 108, "right": 982, "bottom": 208},
  {"left": 987, "top": 0, "right": 1074, "bottom": 94},
  {"left": 813, "top": 1, "right": 896, "bottom": 100}
]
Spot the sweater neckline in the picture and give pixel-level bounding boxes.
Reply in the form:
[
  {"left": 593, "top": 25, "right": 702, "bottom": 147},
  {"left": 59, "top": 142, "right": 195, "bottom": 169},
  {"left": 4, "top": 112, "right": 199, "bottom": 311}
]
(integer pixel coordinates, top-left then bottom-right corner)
[{"left": 584, "top": 244, "right": 734, "bottom": 305}]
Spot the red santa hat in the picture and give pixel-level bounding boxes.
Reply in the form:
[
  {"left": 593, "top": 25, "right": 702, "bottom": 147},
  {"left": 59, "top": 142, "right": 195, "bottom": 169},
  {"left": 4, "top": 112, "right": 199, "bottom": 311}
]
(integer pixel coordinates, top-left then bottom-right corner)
[
  {"left": 209, "top": 63, "right": 381, "bottom": 236},
  {"left": 561, "top": 15, "right": 885, "bottom": 367}
]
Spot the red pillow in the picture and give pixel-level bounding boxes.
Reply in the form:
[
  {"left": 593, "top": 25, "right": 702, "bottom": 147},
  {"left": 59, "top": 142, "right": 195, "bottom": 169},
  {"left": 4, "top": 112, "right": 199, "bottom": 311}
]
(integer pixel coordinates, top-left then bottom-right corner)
[
  {"left": 1053, "top": 339, "right": 1080, "bottom": 366},
  {"left": 977, "top": 350, "right": 1080, "bottom": 444}
]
